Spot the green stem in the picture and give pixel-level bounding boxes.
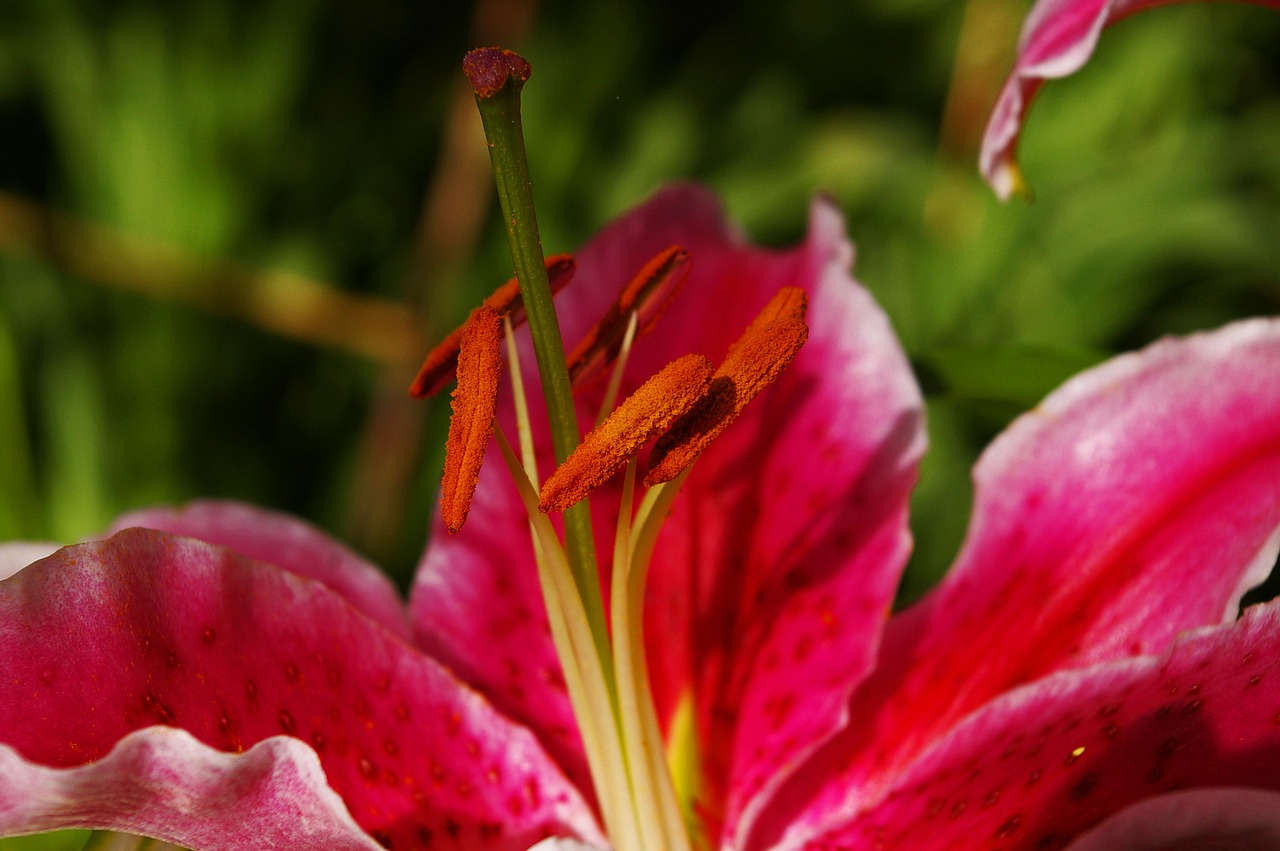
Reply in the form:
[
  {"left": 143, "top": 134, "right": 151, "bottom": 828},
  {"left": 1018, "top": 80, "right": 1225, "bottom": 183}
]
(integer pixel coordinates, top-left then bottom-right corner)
[{"left": 464, "top": 48, "right": 611, "bottom": 686}]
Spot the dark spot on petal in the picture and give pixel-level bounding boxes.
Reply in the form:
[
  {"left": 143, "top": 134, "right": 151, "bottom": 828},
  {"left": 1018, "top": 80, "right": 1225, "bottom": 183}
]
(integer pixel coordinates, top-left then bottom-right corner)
[
  {"left": 384, "top": 738, "right": 400, "bottom": 757},
  {"left": 285, "top": 663, "right": 300, "bottom": 683},
  {"left": 1249, "top": 674, "right": 1264, "bottom": 688},
  {"left": 948, "top": 799, "right": 967, "bottom": 818},
  {"left": 278, "top": 709, "right": 296, "bottom": 734},
  {"left": 1027, "top": 770, "right": 1042, "bottom": 786},
  {"left": 310, "top": 731, "right": 326, "bottom": 751},
  {"left": 1181, "top": 699, "right": 1202, "bottom": 716},
  {"left": 1070, "top": 774, "right": 1097, "bottom": 800},
  {"left": 395, "top": 702, "right": 411, "bottom": 723},
  {"left": 201, "top": 627, "right": 216, "bottom": 646},
  {"left": 995, "top": 815, "right": 1022, "bottom": 839},
  {"left": 165, "top": 651, "right": 180, "bottom": 669},
  {"left": 983, "top": 788, "right": 1002, "bottom": 808},
  {"left": 359, "top": 756, "right": 377, "bottom": 779}
]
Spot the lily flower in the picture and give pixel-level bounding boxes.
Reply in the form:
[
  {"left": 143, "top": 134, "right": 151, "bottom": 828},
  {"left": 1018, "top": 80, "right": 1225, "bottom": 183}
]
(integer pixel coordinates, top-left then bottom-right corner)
[
  {"left": 980, "top": 0, "right": 1280, "bottom": 200},
  {"left": 3, "top": 185, "right": 1280, "bottom": 851}
]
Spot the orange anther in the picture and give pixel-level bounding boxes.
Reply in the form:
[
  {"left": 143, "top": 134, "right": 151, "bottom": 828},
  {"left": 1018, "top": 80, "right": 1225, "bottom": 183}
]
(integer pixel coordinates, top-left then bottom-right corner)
[
  {"left": 440, "top": 306, "right": 504, "bottom": 533},
  {"left": 566, "top": 246, "right": 690, "bottom": 387},
  {"left": 644, "top": 287, "right": 808, "bottom": 486},
  {"left": 539, "top": 354, "right": 714, "bottom": 513},
  {"left": 410, "top": 255, "right": 575, "bottom": 398}
]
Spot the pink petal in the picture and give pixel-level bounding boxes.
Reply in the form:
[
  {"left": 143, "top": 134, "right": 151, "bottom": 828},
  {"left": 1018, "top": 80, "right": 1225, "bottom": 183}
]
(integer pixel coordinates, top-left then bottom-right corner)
[
  {"left": 111, "top": 500, "right": 410, "bottom": 641},
  {"left": 410, "top": 186, "right": 925, "bottom": 847},
  {"left": 0, "top": 529, "right": 601, "bottom": 849},
  {"left": 1066, "top": 788, "right": 1280, "bottom": 851},
  {"left": 800, "top": 601, "right": 1280, "bottom": 850},
  {"left": 762, "top": 318, "right": 1280, "bottom": 847},
  {"left": 0, "top": 542, "right": 58, "bottom": 582},
  {"left": 0, "top": 728, "right": 381, "bottom": 849},
  {"left": 979, "top": 0, "right": 1280, "bottom": 199}
]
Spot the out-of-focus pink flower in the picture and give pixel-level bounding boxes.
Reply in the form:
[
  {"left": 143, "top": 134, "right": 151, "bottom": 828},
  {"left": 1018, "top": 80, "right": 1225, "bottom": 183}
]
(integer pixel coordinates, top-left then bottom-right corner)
[{"left": 980, "top": 0, "right": 1280, "bottom": 200}]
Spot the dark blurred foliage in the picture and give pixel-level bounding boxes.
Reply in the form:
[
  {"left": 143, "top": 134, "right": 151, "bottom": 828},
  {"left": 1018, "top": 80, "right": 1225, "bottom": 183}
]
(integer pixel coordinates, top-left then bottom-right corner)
[{"left": 1, "top": 0, "right": 1278, "bottom": 626}]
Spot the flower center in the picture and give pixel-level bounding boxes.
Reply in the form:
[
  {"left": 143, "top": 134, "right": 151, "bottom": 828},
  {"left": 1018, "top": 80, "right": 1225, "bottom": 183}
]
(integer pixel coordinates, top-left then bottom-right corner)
[{"left": 407, "top": 46, "right": 810, "bottom": 851}]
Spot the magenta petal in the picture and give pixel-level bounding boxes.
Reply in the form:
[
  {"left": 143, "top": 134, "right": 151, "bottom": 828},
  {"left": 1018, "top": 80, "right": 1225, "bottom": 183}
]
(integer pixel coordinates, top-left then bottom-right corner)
[
  {"left": 803, "top": 602, "right": 1280, "bottom": 850},
  {"left": 111, "top": 500, "right": 410, "bottom": 640},
  {"left": 412, "top": 187, "right": 925, "bottom": 846},
  {"left": 764, "top": 318, "right": 1280, "bottom": 847},
  {"left": 640, "top": 198, "right": 924, "bottom": 845},
  {"left": 0, "top": 728, "right": 381, "bottom": 849},
  {"left": 979, "top": 0, "right": 1280, "bottom": 199},
  {"left": 1066, "top": 788, "right": 1280, "bottom": 851},
  {"left": 0, "top": 529, "right": 601, "bottom": 849}
]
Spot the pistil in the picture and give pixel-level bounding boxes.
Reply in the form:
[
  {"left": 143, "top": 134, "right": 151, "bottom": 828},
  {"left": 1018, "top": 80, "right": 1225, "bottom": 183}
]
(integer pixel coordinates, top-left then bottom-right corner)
[{"left": 422, "top": 47, "right": 812, "bottom": 851}]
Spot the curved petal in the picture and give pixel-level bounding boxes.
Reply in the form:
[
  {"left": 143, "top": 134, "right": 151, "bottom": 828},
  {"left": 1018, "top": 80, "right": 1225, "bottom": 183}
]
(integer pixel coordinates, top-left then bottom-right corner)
[
  {"left": 0, "top": 728, "right": 381, "bottom": 850},
  {"left": 110, "top": 501, "right": 410, "bottom": 641},
  {"left": 979, "top": 0, "right": 1280, "bottom": 199},
  {"left": 762, "top": 318, "right": 1280, "bottom": 848},
  {"left": 1066, "top": 788, "right": 1280, "bottom": 851},
  {"left": 0, "top": 529, "right": 601, "bottom": 850},
  {"left": 0, "top": 542, "right": 58, "bottom": 582},
  {"left": 409, "top": 187, "right": 925, "bottom": 845},
  {"left": 801, "top": 601, "right": 1280, "bottom": 850}
]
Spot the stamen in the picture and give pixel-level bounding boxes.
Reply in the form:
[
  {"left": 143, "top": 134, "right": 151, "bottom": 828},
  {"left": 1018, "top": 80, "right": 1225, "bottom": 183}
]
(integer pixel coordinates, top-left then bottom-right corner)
[
  {"left": 439, "top": 305, "right": 503, "bottom": 533},
  {"left": 645, "top": 287, "right": 808, "bottom": 487},
  {"left": 409, "top": 254, "right": 575, "bottom": 398},
  {"left": 539, "top": 354, "right": 714, "bottom": 513},
  {"left": 567, "top": 245, "right": 690, "bottom": 387}
]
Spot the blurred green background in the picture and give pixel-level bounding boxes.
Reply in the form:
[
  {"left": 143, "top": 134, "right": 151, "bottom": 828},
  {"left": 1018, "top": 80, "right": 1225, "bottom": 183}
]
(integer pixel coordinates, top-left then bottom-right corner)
[{"left": 2, "top": 0, "right": 1279, "bottom": 606}]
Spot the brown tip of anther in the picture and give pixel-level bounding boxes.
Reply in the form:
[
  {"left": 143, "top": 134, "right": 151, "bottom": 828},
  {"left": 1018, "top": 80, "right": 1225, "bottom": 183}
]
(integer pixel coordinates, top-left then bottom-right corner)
[
  {"left": 440, "top": 306, "right": 504, "bottom": 533},
  {"left": 410, "top": 255, "right": 575, "bottom": 398},
  {"left": 539, "top": 354, "right": 714, "bottom": 513},
  {"left": 645, "top": 289, "right": 809, "bottom": 486},
  {"left": 463, "top": 48, "right": 532, "bottom": 99},
  {"left": 567, "top": 245, "right": 691, "bottom": 387}
]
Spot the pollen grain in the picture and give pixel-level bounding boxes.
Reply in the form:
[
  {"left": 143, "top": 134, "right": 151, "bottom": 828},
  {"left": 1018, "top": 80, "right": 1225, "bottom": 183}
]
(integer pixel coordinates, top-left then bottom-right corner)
[
  {"left": 440, "top": 305, "right": 504, "bottom": 533},
  {"left": 540, "top": 353, "right": 714, "bottom": 513},
  {"left": 566, "top": 245, "right": 690, "bottom": 387},
  {"left": 645, "top": 287, "right": 808, "bottom": 486},
  {"left": 409, "top": 254, "right": 574, "bottom": 398}
]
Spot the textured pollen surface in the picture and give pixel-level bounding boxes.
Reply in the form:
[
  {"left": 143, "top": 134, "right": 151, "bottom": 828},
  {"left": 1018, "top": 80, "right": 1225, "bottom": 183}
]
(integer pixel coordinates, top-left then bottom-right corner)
[
  {"left": 0, "top": 529, "right": 598, "bottom": 850},
  {"left": 540, "top": 353, "right": 713, "bottom": 512},
  {"left": 566, "top": 245, "right": 690, "bottom": 387},
  {"left": 441, "top": 306, "right": 504, "bottom": 533},
  {"left": 410, "top": 255, "right": 574, "bottom": 399},
  {"left": 645, "top": 287, "right": 809, "bottom": 486}
]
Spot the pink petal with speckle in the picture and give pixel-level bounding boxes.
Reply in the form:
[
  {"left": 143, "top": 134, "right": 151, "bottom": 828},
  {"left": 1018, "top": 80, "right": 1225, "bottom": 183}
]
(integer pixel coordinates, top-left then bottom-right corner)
[
  {"left": 1066, "top": 788, "right": 1280, "bottom": 851},
  {"left": 0, "top": 728, "right": 382, "bottom": 850},
  {"left": 979, "top": 0, "right": 1280, "bottom": 199},
  {"left": 800, "top": 602, "right": 1280, "bottom": 850},
  {"left": 111, "top": 500, "right": 410, "bottom": 640},
  {"left": 0, "top": 542, "right": 57, "bottom": 582},
  {"left": 760, "top": 318, "right": 1280, "bottom": 849},
  {"left": 411, "top": 186, "right": 925, "bottom": 847},
  {"left": 0, "top": 529, "right": 601, "bottom": 850}
]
